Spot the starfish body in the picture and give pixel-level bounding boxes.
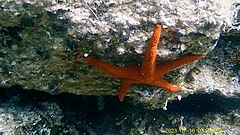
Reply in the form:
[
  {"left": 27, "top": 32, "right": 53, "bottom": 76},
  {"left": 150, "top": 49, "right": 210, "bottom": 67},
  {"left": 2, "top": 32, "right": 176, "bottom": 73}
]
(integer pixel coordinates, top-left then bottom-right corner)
[{"left": 83, "top": 24, "right": 205, "bottom": 102}]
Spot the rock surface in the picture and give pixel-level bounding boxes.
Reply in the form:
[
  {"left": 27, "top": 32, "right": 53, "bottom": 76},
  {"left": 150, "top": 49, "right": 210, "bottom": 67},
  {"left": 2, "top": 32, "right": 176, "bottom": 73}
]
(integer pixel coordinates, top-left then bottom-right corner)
[
  {"left": 0, "top": 90, "right": 79, "bottom": 134},
  {"left": 0, "top": 0, "right": 239, "bottom": 108},
  {"left": 0, "top": 87, "right": 240, "bottom": 134}
]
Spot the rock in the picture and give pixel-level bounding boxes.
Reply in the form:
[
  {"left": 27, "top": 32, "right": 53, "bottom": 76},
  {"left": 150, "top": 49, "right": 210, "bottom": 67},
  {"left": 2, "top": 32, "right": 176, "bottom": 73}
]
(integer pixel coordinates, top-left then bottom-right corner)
[
  {"left": 0, "top": 0, "right": 239, "bottom": 109},
  {"left": 1, "top": 88, "right": 240, "bottom": 134},
  {"left": 0, "top": 98, "right": 78, "bottom": 134}
]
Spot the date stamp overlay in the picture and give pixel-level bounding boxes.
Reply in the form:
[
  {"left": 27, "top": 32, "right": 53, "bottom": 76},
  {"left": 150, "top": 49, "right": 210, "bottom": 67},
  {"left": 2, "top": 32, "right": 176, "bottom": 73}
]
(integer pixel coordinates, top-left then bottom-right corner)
[{"left": 164, "top": 127, "right": 222, "bottom": 134}]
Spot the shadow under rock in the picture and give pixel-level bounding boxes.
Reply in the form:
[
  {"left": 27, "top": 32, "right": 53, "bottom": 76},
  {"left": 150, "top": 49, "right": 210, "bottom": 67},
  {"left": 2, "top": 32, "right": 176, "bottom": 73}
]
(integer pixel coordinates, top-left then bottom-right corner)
[
  {"left": 167, "top": 92, "right": 240, "bottom": 114},
  {"left": 0, "top": 86, "right": 240, "bottom": 115}
]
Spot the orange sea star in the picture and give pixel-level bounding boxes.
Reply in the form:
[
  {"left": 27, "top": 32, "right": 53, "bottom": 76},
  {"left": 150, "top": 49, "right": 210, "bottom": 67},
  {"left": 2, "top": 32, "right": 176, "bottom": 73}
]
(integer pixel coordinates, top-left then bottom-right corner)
[{"left": 83, "top": 24, "right": 205, "bottom": 102}]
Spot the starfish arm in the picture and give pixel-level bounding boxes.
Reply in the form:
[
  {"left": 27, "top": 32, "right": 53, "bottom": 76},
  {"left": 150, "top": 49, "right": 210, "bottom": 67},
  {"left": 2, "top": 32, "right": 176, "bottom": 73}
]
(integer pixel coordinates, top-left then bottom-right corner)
[
  {"left": 155, "top": 55, "right": 205, "bottom": 77},
  {"left": 150, "top": 78, "right": 182, "bottom": 92},
  {"left": 118, "top": 79, "right": 133, "bottom": 102},
  {"left": 140, "top": 24, "right": 162, "bottom": 82},
  {"left": 83, "top": 57, "right": 126, "bottom": 78},
  {"left": 83, "top": 57, "right": 142, "bottom": 79}
]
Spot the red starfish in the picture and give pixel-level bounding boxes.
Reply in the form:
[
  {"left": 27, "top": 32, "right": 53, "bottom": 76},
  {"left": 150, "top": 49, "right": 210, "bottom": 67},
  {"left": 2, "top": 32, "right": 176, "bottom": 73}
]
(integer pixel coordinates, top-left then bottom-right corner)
[{"left": 83, "top": 24, "right": 205, "bottom": 102}]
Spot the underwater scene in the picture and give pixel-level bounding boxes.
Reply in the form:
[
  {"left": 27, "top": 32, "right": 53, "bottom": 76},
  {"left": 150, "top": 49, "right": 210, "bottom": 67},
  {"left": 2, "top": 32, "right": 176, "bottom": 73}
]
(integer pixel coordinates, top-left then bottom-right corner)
[{"left": 0, "top": 0, "right": 240, "bottom": 135}]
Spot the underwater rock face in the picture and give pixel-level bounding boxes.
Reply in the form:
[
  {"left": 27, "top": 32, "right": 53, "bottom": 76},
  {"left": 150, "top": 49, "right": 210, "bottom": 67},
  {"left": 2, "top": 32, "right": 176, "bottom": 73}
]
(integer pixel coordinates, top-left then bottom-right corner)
[{"left": 0, "top": 0, "right": 239, "bottom": 108}]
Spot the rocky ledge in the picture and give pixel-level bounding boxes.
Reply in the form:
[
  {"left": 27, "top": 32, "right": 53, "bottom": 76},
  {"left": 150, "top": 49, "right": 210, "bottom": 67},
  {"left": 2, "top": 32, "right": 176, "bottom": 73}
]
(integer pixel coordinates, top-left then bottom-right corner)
[{"left": 0, "top": 0, "right": 239, "bottom": 109}]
